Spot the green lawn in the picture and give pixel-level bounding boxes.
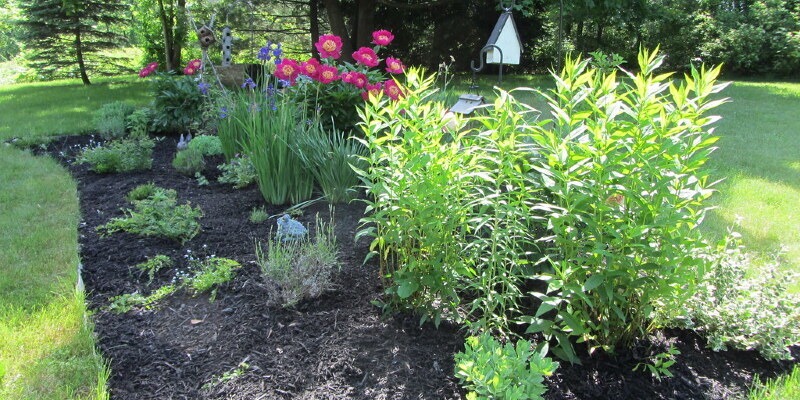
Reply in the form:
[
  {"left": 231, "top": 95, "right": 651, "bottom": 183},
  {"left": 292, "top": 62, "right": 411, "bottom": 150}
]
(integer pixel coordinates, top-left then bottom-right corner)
[{"left": 0, "top": 76, "right": 149, "bottom": 141}]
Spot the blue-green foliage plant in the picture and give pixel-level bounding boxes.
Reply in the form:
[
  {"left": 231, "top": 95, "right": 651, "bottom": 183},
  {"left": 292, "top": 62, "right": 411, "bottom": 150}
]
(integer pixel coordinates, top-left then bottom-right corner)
[
  {"left": 217, "top": 154, "right": 257, "bottom": 189},
  {"left": 172, "top": 148, "right": 206, "bottom": 176},
  {"left": 77, "top": 137, "right": 155, "bottom": 173},
  {"left": 94, "top": 101, "right": 136, "bottom": 139},
  {"left": 187, "top": 134, "right": 223, "bottom": 156},
  {"left": 357, "top": 50, "right": 728, "bottom": 361},
  {"left": 454, "top": 333, "right": 558, "bottom": 400}
]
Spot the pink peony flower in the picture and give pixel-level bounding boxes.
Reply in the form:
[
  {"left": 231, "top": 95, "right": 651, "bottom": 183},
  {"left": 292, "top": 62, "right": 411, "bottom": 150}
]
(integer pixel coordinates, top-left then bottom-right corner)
[
  {"left": 372, "top": 30, "right": 394, "bottom": 46},
  {"left": 317, "top": 65, "right": 340, "bottom": 84},
  {"left": 361, "top": 82, "right": 382, "bottom": 100},
  {"left": 385, "top": 57, "right": 405, "bottom": 74},
  {"left": 352, "top": 47, "right": 379, "bottom": 67},
  {"left": 315, "top": 34, "right": 343, "bottom": 59},
  {"left": 345, "top": 72, "right": 368, "bottom": 89},
  {"left": 183, "top": 66, "right": 196, "bottom": 75},
  {"left": 275, "top": 59, "right": 301, "bottom": 83},
  {"left": 147, "top": 62, "right": 159, "bottom": 70},
  {"left": 301, "top": 58, "right": 321, "bottom": 79},
  {"left": 383, "top": 79, "right": 404, "bottom": 100},
  {"left": 139, "top": 66, "right": 154, "bottom": 78},
  {"left": 189, "top": 59, "right": 202, "bottom": 69}
]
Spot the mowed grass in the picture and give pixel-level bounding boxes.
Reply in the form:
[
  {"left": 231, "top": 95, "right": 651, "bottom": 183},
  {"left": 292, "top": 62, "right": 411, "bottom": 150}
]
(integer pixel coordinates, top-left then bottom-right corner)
[
  {"left": 0, "top": 146, "right": 108, "bottom": 399},
  {"left": 0, "top": 75, "right": 149, "bottom": 141}
]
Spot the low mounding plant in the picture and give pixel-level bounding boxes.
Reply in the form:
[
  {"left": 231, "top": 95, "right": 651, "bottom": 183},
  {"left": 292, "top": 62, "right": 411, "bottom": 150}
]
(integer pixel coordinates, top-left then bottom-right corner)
[
  {"left": 294, "top": 122, "right": 367, "bottom": 203},
  {"left": 454, "top": 333, "right": 558, "bottom": 400},
  {"left": 148, "top": 71, "right": 205, "bottom": 133},
  {"left": 94, "top": 101, "right": 136, "bottom": 139},
  {"left": 97, "top": 186, "right": 202, "bottom": 244},
  {"left": 136, "top": 254, "right": 173, "bottom": 284},
  {"left": 172, "top": 148, "right": 206, "bottom": 176},
  {"left": 187, "top": 134, "right": 223, "bottom": 156},
  {"left": 255, "top": 213, "right": 338, "bottom": 306},
  {"left": 358, "top": 50, "right": 728, "bottom": 362},
  {"left": 182, "top": 256, "right": 240, "bottom": 302},
  {"left": 660, "top": 230, "right": 800, "bottom": 361},
  {"left": 217, "top": 154, "right": 257, "bottom": 189},
  {"left": 77, "top": 137, "right": 155, "bottom": 173},
  {"left": 125, "top": 182, "right": 157, "bottom": 202}
]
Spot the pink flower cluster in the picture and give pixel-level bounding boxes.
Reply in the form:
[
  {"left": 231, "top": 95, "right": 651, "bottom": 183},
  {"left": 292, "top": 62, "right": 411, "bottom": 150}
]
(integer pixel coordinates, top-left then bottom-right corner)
[
  {"left": 183, "top": 59, "right": 202, "bottom": 76},
  {"left": 276, "top": 30, "right": 406, "bottom": 100},
  {"left": 139, "top": 62, "right": 158, "bottom": 78}
]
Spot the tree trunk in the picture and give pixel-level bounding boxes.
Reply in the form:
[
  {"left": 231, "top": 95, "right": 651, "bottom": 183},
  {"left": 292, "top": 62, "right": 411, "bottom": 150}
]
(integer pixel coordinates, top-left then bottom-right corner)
[
  {"left": 355, "top": 0, "right": 376, "bottom": 48},
  {"left": 310, "top": 0, "right": 320, "bottom": 58},
  {"left": 173, "top": 0, "right": 186, "bottom": 69},
  {"left": 321, "top": 0, "right": 354, "bottom": 59},
  {"left": 157, "top": 0, "right": 175, "bottom": 70},
  {"left": 75, "top": 28, "right": 90, "bottom": 85}
]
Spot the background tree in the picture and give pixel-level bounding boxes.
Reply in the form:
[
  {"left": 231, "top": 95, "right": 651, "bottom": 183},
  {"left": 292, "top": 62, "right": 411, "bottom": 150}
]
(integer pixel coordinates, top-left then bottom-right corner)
[
  {"left": 18, "top": 0, "right": 129, "bottom": 84},
  {"left": 0, "top": 0, "right": 22, "bottom": 61}
]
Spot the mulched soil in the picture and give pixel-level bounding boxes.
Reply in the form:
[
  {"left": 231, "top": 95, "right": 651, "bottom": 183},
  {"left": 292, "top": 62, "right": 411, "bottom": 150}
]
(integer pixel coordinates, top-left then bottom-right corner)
[{"left": 31, "top": 134, "right": 798, "bottom": 399}]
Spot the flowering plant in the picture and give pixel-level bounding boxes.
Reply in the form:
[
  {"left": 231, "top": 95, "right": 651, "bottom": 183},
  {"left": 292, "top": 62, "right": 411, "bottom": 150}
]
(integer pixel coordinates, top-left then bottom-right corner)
[{"left": 276, "top": 30, "right": 406, "bottom": 131}]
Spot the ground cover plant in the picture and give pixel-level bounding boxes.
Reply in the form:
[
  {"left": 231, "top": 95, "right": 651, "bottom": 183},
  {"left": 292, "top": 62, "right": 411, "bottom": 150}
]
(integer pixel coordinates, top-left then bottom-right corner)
[
  {"left": 76, "top": 137, "right": 155, "bottom": 173},
  {"left": 97, "top": 186, "right": 202, "bottom": 244}
]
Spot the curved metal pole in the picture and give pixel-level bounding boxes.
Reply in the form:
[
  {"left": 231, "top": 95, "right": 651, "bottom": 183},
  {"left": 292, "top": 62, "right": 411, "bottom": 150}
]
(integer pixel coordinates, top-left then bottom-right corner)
[{"left": 470, "top": 44, "right": 504, "bottom": 87}]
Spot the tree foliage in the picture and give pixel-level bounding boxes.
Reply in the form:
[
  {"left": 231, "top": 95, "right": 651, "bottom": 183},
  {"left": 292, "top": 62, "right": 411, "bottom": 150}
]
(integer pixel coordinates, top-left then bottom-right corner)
[{"left": 18, "top": 0, "right": 129, "bottom": 83}]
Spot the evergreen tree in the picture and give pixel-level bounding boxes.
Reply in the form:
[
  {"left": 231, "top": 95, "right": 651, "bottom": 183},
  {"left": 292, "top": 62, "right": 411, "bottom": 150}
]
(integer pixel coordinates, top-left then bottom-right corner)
[{"left": 19, "top": 0, "right": 128, "bottom": 84}]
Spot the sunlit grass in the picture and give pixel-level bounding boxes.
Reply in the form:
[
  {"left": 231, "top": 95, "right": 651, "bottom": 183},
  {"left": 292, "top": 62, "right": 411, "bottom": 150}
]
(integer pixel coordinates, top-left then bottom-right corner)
[
  {"left": 0, "top": 130, "right": 108, "bottom": 399},
  {"left": 0, "top": 76, "right": 149, "bottom": 141},
  {"left": 749, "top": 365, "right": 800, "bottom": 400}
]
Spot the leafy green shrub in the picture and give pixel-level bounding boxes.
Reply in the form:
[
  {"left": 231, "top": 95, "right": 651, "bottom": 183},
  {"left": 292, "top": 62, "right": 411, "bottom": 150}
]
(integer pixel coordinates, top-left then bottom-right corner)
[
  {"left": 187, "top": 134, "right": 223, "bottom": 156},
  {"left": 255, "top": 213, "right": 338, "bottom": 306},
  {"left": 125, "top": 182, "right": 157, "bottom": 202},
  {"left": 149, "top": 71, "right": 205, "bottom": 133},
  {"left": 77, "top": 137, "right": 155, "bottom": 173},
  {"left": 588, "top": 50, "right": 624, "bottom": 73},
  {"left": 661, "top": 232, "right": 800, "bottom": 361},
  {"left": 295, "top": 122, "right": 366, "bottom": 203},
  {"left": 126, "top": 107, "right": 152, "bottom": 138},
  {"left": 94, "top": 101, "right": 136, "bottom": 139},
  {"left": 358, "top": 53, "right": 727, "bottom": 361},
  {"left": 454, "top": 333, "right": 558, "bottom": 400},
  {"left": 181, "top": 257, "right": 240, "bottom": 302},
  {"left": 135, "top": 254, "right": 173, "bottom": 284},
  {"left": 217, "top": 155, "right": 257, "bottom": 189},
  {"left": 172, "top": 148, "right": 206, "bottom": 176},
  {"left": 97, "top": 187, "right": 202, "bottom": 244}
]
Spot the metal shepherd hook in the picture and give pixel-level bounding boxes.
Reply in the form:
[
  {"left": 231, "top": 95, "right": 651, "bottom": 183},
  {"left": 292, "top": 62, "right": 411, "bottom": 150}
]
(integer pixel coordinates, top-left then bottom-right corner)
[{"left": 470, "top": 44, "right": 504, "bottom": 89}]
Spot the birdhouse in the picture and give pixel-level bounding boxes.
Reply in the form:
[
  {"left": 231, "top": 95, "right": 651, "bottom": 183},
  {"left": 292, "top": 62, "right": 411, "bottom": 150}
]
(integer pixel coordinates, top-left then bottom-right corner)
[
  {"left": 196, "top": 25, "right": 216, "bottom": 49},
  {"left": 222, "top": 27, "right": 233, "bottom": 66},
  {"left": 485, "top": 11, "right": 522, "bottom": 65}
]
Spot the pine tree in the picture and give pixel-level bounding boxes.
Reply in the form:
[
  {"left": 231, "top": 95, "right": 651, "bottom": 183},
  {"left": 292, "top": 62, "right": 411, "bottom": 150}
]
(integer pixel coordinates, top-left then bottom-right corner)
[{"left": 19, "top": 0, "right": 128, "bottom": 84}]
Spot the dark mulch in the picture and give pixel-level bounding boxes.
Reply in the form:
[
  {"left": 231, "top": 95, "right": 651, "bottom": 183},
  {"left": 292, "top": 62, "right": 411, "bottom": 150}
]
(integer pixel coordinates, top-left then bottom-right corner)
[{"left": 32, "top": 134, "right": 798, "bottom": 399}]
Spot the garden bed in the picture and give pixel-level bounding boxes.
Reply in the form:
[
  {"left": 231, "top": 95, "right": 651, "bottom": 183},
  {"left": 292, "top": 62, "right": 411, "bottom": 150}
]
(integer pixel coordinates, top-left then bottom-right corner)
[{"left": 41, "top": 134, "right": 798, "bottom": 399}]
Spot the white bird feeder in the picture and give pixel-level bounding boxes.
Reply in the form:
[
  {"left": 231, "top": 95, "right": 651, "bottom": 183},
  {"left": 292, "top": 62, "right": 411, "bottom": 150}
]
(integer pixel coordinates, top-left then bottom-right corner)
[{"left": 485, "top": 9, "right": 522, "bottom": 65}]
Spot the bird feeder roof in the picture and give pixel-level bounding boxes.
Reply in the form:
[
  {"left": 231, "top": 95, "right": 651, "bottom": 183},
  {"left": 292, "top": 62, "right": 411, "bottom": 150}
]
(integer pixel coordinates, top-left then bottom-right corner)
[{"left": 486, "top": 11, "right": 522, "bottom": 53}]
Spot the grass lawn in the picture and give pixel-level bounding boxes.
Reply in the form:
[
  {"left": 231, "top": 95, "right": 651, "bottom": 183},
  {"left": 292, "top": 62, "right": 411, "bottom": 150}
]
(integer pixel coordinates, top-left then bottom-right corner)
[
  {"left": 0, "top": 76, "right": 149, "bottom": 142},
  {"left": 0, "top": 146, "right": 108, "bottom": 399}
]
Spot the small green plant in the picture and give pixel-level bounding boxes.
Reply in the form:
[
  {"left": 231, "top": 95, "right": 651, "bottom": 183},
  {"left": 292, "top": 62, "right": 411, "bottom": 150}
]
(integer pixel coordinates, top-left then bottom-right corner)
[
  {"left": 181, "top": 256, "right": 240, "bottom": 302},
  {"left": 97, "top": 188, "right": 203, "bottom": 244},
  {"left": 634, "top": 344, "right": 680, "bottom": 381},
  {"left": 125, "top": 182, "right": 157, "bottom": 202},
  {"left": 255, "top": 213, "right": 338, "bottom": 306},
  {"left": 202, "top": 361, "right": 251, "bottom": 389},
  {"left": 249, "top": 206, "right": 269, "bottom": 223},
  {"left": 195, "top": 172, "right": 209, "bottom": 186},
  {"left": 107, "top": 284, "right": 178, "bottom": 313},
  {"left": 135, "top": 254, "right": 173, "bottom": 284},
  {"left": 126, "top": 107, "right": 152, "bottom": 138},
  {"left": 94, "top": 101, "right": 136, "bottom": 139},
  {"left": 77, "top": 137, "right": 155, "bottom": 173},
  {"left": 749, "top": 365, "right": 800, "bottom": 400},
  {"left": 661, "top": 229, "right": 800, "bottom": 361},
  {"left": 187, "top": 134, "right": 223, "bottom": 156},
  {"left": 454, "top": 333, "right": 558, "bottom": 400},
  {"left": 172, "top": 148, "right": 206, "bottom": 176},
  {"left": 217, "top": 155, "right": 257, "bottom": 189}
]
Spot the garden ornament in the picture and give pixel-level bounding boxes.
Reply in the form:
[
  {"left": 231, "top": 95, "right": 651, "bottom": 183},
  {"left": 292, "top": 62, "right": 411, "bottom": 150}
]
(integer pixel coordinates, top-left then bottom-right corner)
[
  {"left": 276, "top": 214, "right": 308, "bottom": 242},
  {"left": 222, "top": 27, "right": 233, "bottom": 66},
  {"left": 197, "top": 25, "right": 216, "bottom": 49},
  {"left": 177, "top": 134, "right": 192, "bottom": 151}
]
